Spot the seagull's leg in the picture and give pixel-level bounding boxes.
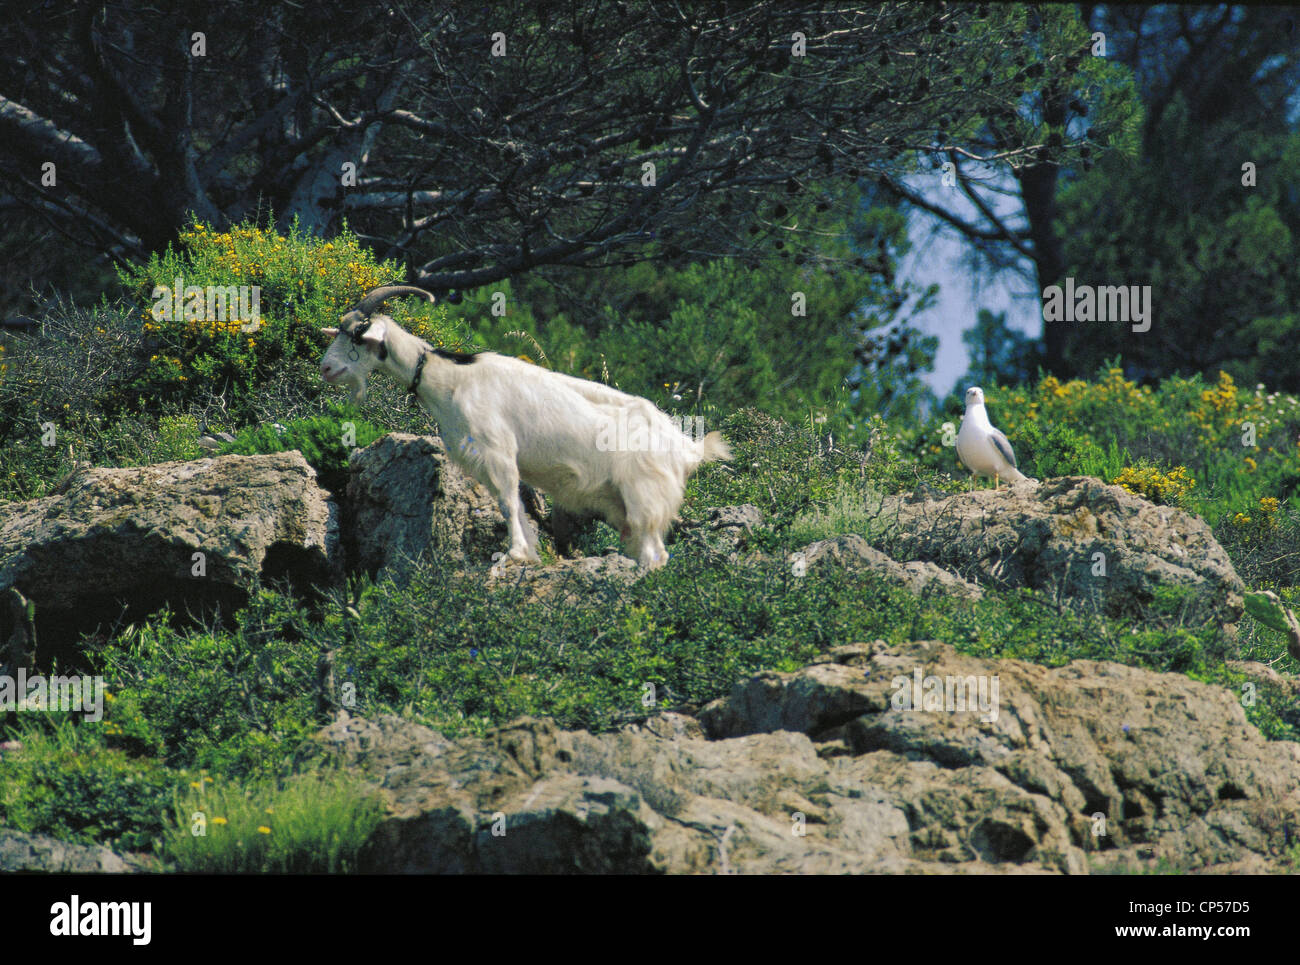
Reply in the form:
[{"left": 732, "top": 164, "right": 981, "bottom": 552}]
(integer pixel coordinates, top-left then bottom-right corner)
[{"left": 994, "top": 472, "right": 1000, "bottom": 491}]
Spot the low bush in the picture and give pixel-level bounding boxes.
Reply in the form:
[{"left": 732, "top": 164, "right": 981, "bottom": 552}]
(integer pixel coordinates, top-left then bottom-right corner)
[
  {"left": 0, "top": 716, "right": 177, "bottom": 852},
  {"left": 217, "top": 399, "right": 385, "bottom": 492},
  {"left": 115, "top": 218, "right": 472, "bottom": 425}
]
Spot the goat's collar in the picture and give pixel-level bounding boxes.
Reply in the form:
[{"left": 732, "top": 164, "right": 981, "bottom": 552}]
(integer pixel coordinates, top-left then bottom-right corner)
[{"left": 409, "top": 349, "right": 430, "bottom": 396}]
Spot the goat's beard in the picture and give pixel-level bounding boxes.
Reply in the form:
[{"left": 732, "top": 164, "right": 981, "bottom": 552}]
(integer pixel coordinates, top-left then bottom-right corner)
[{"left": 341, "top": 373, "right": 368, "bottom": 403}]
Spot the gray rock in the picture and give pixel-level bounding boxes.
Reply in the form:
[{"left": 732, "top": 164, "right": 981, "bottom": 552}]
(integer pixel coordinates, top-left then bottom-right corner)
[
  {"left": 702, "top": 639, "right": 1300, "bottom": 872},
  {"left": 485, "top": 553, "right": 642, "bottom": 605},
  {"left": 196, "top": 431, "right": 237, "bottom": 452},
  {"left": 697, "top": 504, "right": 766, "bottom": 558},
  {"left": 791, "top": 534, "right": 984, "bottom": 601},
  {"left": 344, "top": 433, "right": 507, "bottom": 582},
  {"left": 0, "top": 452, "right": 339, "bottom": 656},
  {"left": 0, "top": 828, "right": 137, "bottom": 873},
  {"left": 706, "top": 504, "right": 765, "bottom": 531},
  {"left": 876, "top": 476, "right": 1243, "bottom": 628}
]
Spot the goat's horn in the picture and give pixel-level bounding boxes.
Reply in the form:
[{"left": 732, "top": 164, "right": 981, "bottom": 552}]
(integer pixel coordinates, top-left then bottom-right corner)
[{"left": 352, "top": 285, "right": 435, "bottom": 316}]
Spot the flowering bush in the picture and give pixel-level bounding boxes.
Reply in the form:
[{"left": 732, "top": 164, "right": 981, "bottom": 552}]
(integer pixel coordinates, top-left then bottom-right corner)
[
  {"left": 1230, "top": 496, "right": 1282, "bottom": 534},
  {"left": 1113, "top": 464, "right": 1196, "bottom": 506},
  {"left": 114, "top": 218, "right": 469, "bottom": 423}
]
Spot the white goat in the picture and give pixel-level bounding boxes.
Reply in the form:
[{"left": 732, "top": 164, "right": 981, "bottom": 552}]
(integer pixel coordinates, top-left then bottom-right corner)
[{"left": 319, "top": 285, "right": 732, "bottom": 568}]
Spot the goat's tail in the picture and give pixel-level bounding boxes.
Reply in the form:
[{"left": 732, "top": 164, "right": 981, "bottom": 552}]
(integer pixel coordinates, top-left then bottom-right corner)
[{"left": 698, "top": 431, "right": 732, "bottom": 463}]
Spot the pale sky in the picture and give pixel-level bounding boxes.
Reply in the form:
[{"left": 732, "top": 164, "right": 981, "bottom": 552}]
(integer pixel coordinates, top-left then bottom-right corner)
[{"left": 893, "top": 169, "right": 1041, "bottom": 401}]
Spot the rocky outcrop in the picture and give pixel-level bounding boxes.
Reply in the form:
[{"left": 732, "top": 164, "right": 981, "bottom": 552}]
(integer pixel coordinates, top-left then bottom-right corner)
[
  {"left": 790, "top": 534, "right": 984, "bottom": 601},
  {"left": 0, "top": 828, "right": 143, "bottom": 873},
  {"left": 344, "top": 433, "right": 509, "bottom": 582},
  {"left": 695, "top": 504, "right": 766, "bottom": 556},
  {"left": 0, "top": 452, "right": 338, "bottom": 660},
  {"left": 486, "top": 553, "right": 642, "bottom": 605},
  {"left": 876, "top": 476, "right": 1244, "bottom": 629},
  {"left": 307, "top": 639, "right": 1300, "bottom": 874},
  {"left": 700, "top": 640, "right": 1300, "bottom": 872},
  {"left": 4, "top": 439, "right": 1247, "bottom": 667},
  {"left": 2, "top": 432, "right": 1292, "bottom": 875}
]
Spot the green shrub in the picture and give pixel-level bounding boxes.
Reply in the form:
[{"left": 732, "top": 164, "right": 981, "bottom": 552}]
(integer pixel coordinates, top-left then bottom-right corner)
[
  {"left": 1216, "top": 504, "right": 1300, "bottom": 589},
  {"left": 217, "top": 399, "right": 385, "bottom": 492},
  {"left": 1011, "top": 419, "right": 1100, "bottom": 478},
  {"left": 98, "top": 592, "right": 325, "bottom": 778},
  {"left": 687, "top": 407, "right": 867, "bottom": 522},
  {"left": 0, "top": 302, "right": 155, "bottom": 499},
  {"left": 0, "top": 717, "right": 177, "bottom": 852},
  {"left": 153, "top": 414, "right": 204, "bottom": 462},
  {"left": 787, "top": 482, "right": 885, "bottom": 545}
]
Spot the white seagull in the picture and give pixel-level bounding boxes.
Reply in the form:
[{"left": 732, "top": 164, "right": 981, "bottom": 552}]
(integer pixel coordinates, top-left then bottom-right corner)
[{"left": 956, "top": 386, "right": 1032, "bottom": 490}]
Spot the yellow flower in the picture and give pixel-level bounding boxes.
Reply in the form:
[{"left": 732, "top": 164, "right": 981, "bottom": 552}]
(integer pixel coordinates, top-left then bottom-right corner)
[
  {"left": 257, "top": 826, "right": 272, "bottom": 835},
  {"left": 212, "top": 817, "right": 228, "bottom": 826}
]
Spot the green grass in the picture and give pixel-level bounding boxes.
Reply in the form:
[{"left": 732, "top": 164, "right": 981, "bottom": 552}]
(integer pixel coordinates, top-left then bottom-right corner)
[
  {"left": 82, "top": 547, "right": 1293, "bottom": 760},
  {"left": 160, "top": 770, "right": 385, "bottom": 873}
]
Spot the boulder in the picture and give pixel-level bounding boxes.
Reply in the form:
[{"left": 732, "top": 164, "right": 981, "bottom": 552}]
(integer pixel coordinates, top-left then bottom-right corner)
[
  {"left": 700, "top": 639, "right": 1300, "bottom": 872},
  {"left": 694, "top": 504, "right": 766, "bottom": 558},
  {"left": 0, "top": 452, "right": 339, "bottom": 660},
  {"left": 876, "top": 476, "right": 1244, "bottom": 628},
  {"left": 344, "top": 434, "right": 507, "bottom": 582},
  {"left": 485, "top": 553, "right": 641, "bottom": 605},
  {"left": 791, "top": 534, "right": 984, "bottom": 601}
]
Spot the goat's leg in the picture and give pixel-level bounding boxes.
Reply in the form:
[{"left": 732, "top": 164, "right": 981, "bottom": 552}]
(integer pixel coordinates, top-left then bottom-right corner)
[
  {"left": 652, "top": 532, "right": 669, "bottom": 566},
  {"left": 622, "top": 524, "right": 655, "bottom": 568},
  {"left": 520, "top": 499, "right": 540, "bottom": 555},
  {"left": 618, "top": 480, "right": 674, "bottom": 568},
  {"left": 481, "top": 453, "right": 540, "bottom": 563},
  {"left": 620, "top": 522, "right": 667, "bottom": 569}
]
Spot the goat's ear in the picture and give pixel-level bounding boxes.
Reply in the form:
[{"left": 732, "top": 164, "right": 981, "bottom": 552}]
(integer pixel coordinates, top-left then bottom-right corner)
[
  {"left": 321, "top": 327, "right": 340, "bottom": 337},
  {"left": 360, "top": 317, "right": 387, "bottom": 344}
]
